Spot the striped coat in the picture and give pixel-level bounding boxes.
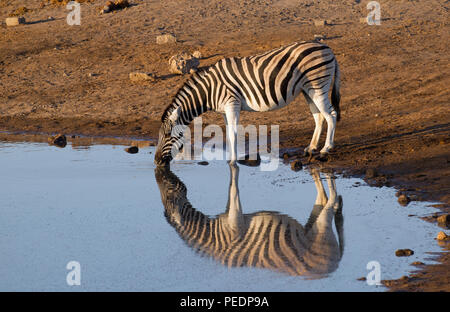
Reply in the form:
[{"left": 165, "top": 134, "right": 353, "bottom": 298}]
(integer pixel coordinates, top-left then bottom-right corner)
[{"left": 155, "top": 41, "right": 341, "bottom": 166}]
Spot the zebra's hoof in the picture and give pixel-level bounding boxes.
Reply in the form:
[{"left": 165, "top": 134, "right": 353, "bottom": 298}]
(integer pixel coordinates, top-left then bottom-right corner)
[{"left": 316, "top": 153, "right": 329, "bottom": 162}]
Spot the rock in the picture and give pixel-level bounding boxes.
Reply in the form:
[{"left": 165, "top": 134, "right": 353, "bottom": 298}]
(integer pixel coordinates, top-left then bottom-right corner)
[
  {"left": 101, "top": 0, "right": 130, "bottom": 14},
  {"left": 198, "top": 161, "right": 209, "bottom": 166},
  {"left": 125, "top": 146, "right": 139, "bottom": 154},
  {"left": 398, "top": 194, "right": 410, "bottom": 206},
  {"left": 290, "top": 160, "right": 303, "bottom": 172},
  {"left": 192, "top": 51, "right": 202, "bottom": 59},
  {"left": 6, "top": 17, "right": 25, "bottom": 26},
  {"left": 169, "top": 52, "right": 199, "bottom": 75},
  {"left": 365, "top": 168, "right": 378, "bottom": 179},
  {"left": 357, "top": 277, "right": 366, "bottom": 281},
  {"left": 411, "top": 261, "right": 424, "bottom": 266},
  {"left": 395, "top": 249, "right": 414, "bottom": 257},
  {"left": 437, "top": 214, "right": 450, "bottom": 226},
  {"left": 314, "top": 34, "right": 325, "bottom": 41},
  {"left": 156, "top": 34, "right": 177, "bottom": 44},
  {"left": 436, "top": 231, "right": 449, "bottom": 241},
  {"left": 48, "top": 134, "right": 67, "bottom": 148},
  {"left": 313, "top": 20, "right": 326, "bottom": 27},
  {"left": 129, "top": 72, "right": 157, "bottom": 82}
]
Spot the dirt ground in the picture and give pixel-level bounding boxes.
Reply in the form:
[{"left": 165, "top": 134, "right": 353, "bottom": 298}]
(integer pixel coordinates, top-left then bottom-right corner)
[{"left": 0, "top": 0, "right": 449, "bottom": 291}]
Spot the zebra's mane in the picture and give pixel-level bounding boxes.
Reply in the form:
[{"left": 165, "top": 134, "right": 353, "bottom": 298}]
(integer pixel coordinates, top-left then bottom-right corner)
[{"left": 161, "top": 67, "right": 212, "bottom": 124}]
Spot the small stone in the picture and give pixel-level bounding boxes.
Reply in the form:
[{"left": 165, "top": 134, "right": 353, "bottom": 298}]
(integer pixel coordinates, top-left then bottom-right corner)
[
  {"left": 125, "top": 146, "right": 139, "bottom": 154},
  {"left": 88, "top": 73, "right": 99, "bottom": 77},
  {"left": 357, "top": 277, "right": 366, "bottom": 281},
  {"left": 436, "top": 231, "right": 449, "bottom": 241},
  {"left": 282, "top": 152, "right": 290, "bottom": 160},
  {"left": 169, "top": 52, "right": 199, "bottom": 75},
  {"left": 192, "top": 51, "right": 202, "bottom": 59},
  {"left": 365, "top": 168, "right": 378, "bottom": 179},
  {"left": 398, "top": 194, "right": 410, "bottom": 206},
  {"left": 395, "top": 249, "right": 414, "bottom": 257},
  {"left": 437, "top": 214, "right": 450, "bottom": 226},
  {"left": 48, "top": 134, "right": 67, "bottom": 148},
  {"left": 290, "top": 160, "right": 303, "bottom": 172},
  {"left": 411, "top": 261, "right": 424, "bottom": 266},
  {"left": 5, "top": 17, "right": 25, "bottom": 26},
  {"left": 129, "top": 72, "right": 157, "bottom": 82},
  {"left": 156, "top": 34, "right": 177, "bottom": 44},
  {"left": 198, "top": 161, "right": 209, "bottom": 166},
  {"left": 313, "top": 20, "right": 326, "bottom": 27},
  {"left": 314, "top": 34, "right": 325, "bottom": 41}
]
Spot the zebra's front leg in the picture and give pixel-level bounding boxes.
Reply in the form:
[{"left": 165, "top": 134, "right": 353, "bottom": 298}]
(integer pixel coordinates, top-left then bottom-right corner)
[{"left": 224, "top": 102, "right": 241, "bottom": 164}]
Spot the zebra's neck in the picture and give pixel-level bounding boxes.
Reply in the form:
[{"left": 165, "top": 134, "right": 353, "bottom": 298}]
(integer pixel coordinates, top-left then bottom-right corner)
[{"left": 163, "top": 71, "right": 212, "bottom": 126}]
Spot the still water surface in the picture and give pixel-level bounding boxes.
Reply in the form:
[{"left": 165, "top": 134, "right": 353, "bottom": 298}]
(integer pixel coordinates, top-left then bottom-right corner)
[{"left": 0, "top": 141, "right": 441, "bottom": 291}]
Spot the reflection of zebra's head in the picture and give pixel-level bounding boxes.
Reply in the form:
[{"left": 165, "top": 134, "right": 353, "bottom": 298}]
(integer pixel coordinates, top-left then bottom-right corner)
[
  {"left": 155, "top": 165, "right": 344, "bottom": 278},
  {"left": 155, "top": 167, "right": 188, "bottom": 227},
  {"left": 154, "top": 106, "right": 185, "bottom": 167}
]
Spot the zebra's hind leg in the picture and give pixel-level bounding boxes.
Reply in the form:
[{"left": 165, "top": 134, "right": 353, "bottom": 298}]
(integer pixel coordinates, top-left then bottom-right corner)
[
  {"left": 311, "top": 94, "right": 337, "bottom": 157},
  {"left": 303, "top": 92, "right": 324, "bottom": 157}
]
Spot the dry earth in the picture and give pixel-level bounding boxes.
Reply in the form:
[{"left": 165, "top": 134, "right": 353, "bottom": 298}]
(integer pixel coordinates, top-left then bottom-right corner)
[{"left": 0, "top": 0, "right": 449, "bottom": 291}]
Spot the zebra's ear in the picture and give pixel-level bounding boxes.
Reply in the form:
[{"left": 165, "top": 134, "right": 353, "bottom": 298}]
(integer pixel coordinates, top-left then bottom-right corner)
[{"left": 168, "top": 106, "right": 181, "bottom": 125}]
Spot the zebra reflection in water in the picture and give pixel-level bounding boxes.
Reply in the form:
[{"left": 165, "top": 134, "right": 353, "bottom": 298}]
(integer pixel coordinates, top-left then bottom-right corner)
[{"left": 155, "top": 164, "right": 344, "bottom": 278}]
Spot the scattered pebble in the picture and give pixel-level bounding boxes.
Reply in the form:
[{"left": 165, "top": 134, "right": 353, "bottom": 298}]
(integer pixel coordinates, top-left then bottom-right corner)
[
  {"left": 357, "top": 277, "right": 366, "bottom": 281},
  {"left": 437, "top": 214, "right": 450, "bottom": 226},
  {"left": 156, "top": 34, "right": 177, "bottom": 44},
  {"left": 198, "top": 161, "right": 209, "bottom": 166},
  {"left": 314, "top": 34, "right": 325, "bottom": 41},
  {"left": 365, "top": 168, "right": 378, "bottom": 179},
  {"left": 48, "top": 134, "right": 67, "bottom": 148},
  {"left": 313, "top": 20, "right": 326, "bottom": 27},
  {"left": 125, "top": 146, "right": 139, "bottom": 154},
  {"left": 192, "top": 50, "right": 202, "bottom": 59},
  {"left": 101, "top": 0, "right": 130, "bottom": 14},
  {"left": 169, "top": 52, "right": 199, "bottom": 75},
  {"left": 411, "top": 261, "right": 424, "bottom": 266},
  {"left": 436, "top": 231, "right": 449, "bottom": 241},
  {"left": 290, "top": 159, "right": 303, "bottom": 172},
  {"left": 395, "top": 249, "right": 414, "bottom": 257},
  {"left": 398, "top": 194, "right": 410, "bottom": 206},
  {"left": 129, "top": 72, "right": 157, "bottom": 82},
  {"left": 5, "top": 17, "right": 25, "bottom": 26}
]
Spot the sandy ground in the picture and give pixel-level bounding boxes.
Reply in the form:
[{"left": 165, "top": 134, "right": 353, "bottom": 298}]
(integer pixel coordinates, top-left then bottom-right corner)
[{"left": 0, "top": 0, "right": 449, "bottom": 291}]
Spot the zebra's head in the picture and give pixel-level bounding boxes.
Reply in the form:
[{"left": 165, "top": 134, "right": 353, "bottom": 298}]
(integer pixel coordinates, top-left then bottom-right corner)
[{"left": 155, "top": 106, "right": 184, "bottom": 167}]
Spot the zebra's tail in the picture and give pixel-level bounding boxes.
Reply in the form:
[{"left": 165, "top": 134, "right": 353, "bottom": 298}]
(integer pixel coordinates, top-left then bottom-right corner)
[{"left": 331, "top": 59, "right": 341, "bottom": 122}]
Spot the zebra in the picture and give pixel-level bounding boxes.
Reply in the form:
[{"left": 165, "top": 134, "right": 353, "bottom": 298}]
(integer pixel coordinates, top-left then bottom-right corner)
[
  {"left": 155, "top": 164, "right": 344, "bottom": 277},
  {"left": 154, "top": 41, "right": 341, "bottom": 166}
]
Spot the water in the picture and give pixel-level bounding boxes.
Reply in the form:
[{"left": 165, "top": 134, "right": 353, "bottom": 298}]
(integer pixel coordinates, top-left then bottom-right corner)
[{"left": 0, "top": 140, "right": 442, "bottom": 291}]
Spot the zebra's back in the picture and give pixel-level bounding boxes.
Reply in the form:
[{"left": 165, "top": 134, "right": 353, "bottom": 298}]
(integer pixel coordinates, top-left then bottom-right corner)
[{"left": 212, "top": 41, "right": 337, "bottom": 112}]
